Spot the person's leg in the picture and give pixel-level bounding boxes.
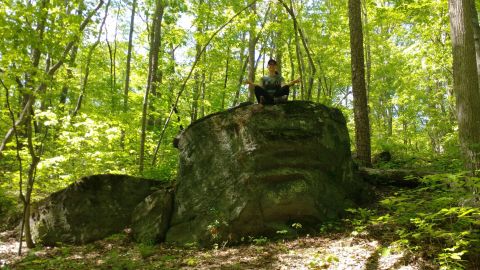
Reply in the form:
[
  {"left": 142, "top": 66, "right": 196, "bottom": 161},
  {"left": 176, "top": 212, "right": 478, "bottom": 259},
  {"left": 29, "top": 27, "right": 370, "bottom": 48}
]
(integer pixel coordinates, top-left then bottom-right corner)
[
  {"left": 273, "top": 85, "right": 290, "bottom": 103},
  {"left": 254, "top": 86, "right": 266, "bottom": 104},
  {"left": 255, "top": 86, "right": 274, "bottom": 104},
  {"left": 274, "top": 85, "right": 290, "bottom": 97}
]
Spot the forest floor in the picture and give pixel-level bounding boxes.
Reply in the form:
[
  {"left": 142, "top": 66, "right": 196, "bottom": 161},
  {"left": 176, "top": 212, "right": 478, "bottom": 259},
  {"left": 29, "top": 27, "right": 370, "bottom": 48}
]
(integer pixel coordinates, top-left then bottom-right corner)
[
  {"left": 0, "top": 228, "right": 434, "bottom": 270},
  {"left": 0, "top": 186, "right": 441, "bottom": 270}
]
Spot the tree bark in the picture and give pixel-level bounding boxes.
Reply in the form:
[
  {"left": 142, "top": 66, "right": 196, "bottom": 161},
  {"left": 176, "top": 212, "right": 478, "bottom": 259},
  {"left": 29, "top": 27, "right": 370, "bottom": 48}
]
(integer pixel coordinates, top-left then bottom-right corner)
[
  {"left": 449, "top": 0, "right": 480, "bottom": 173},
  {"left": 221, "top": 46, "right": 230, "bottom": 110},
  {"left": 293, "top": 24, "right": 306, "bottom": 99},
  {"left": 287, "top": 38, "right": 297, "bottom": 100},
  {"left": 362, "top": 0, "right": 372, "bottom": 98},
  {"left": 348, "top": 0, "right": 372, "bottom": 167},
  {"left": 139, "top": 0, "right": 164, "bottom": 173},
  {"left": 232, "top": 33, "right": 248, "bottom": 106},
  {"left": 468, "top": 0, "right": 480, "bottom": 90},
  {"left": 247, "top": 2, "right": 257, "bottom": 103},
  {"left": 121, "top": 0, "right": 136, "bottom": 149},
  {"left": 191, "top": 42, "right": 202, "bottom": 122}
]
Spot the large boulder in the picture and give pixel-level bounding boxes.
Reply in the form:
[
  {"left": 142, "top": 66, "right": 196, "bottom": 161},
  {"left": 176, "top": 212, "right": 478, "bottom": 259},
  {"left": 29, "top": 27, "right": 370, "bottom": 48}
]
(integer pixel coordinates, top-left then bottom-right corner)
[
  {"left": 30, "top": 174, "right": 165, "bottom": 245},
  {"left": 166, "top": 101, "right": 370, "bottom": 246}
]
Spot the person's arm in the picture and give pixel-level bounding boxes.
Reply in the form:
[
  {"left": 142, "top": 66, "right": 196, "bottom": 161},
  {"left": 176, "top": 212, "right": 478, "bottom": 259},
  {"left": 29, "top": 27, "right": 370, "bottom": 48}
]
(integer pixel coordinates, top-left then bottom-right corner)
[
  {"left": 244, "top": 79, "right": 259, "bottom": 87},
  {"left": 285, "top": 77, "right": 301, "bottom": 87}
]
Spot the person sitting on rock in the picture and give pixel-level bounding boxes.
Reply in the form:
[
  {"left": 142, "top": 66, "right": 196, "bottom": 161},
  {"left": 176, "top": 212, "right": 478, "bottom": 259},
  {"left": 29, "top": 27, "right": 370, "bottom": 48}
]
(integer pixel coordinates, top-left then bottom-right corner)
[{"left": 245, "top": 59, "right": 301, "bottom": 105}]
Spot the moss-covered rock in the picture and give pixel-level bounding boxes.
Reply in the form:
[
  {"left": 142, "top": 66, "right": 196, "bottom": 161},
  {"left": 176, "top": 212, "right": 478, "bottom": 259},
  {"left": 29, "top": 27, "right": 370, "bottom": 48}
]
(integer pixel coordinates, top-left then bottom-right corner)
[
  {"left": 131, "top": 188, "right": 174, "bottom": 244},
  {"left": 30, "top": 174, "right": 164, "bottom": 245},
  {"left": 166, "top": 101, "right": 370, "bottom": 246}
]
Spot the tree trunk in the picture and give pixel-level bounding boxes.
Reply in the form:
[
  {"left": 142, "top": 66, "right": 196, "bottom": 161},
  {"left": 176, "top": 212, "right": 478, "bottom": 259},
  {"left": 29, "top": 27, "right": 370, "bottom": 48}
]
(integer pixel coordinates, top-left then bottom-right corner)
[
  {"left": 247, "top": 2, "right": 257, "bottom": 103},
  {"left": 362, "top": 0, "right": 372, "bottom": 98},
  {"left": 200, "top": 62, "right": 206, "bottom": 118},
  {"left": 293, "top": 25, "right": 306, "bottom": 99},
  {"left": 23, "top": 113, "right": 41, "bottom": 248},
  {"left": 59, "top": 2, "right": 84, "bottom": 108},
  {"left": 348, "top": 0, "right": 372, "bottom": 167},
  {"left": 139, "top": 0, "right": 164, "bottom": 173},
  {"left": 468, "top": 0, "right": 480, "bottom": 92},
  {"left": 112, "top": 6, "right": 120, "bottom": 109},
  {"left": 72, "top": 0, "right": 110, "bottom": 117},
  {"left": 121, "top": 0, "right": 136, "bottom": 149},
  {"left": 232, "top": 33, "right": 248, "bottom": 107},
  {"left": 59, "top": 46, "right": 78, "bottom": 107},
  {"left": 191, "top": 42, "right": 202, "bottom": 122},
  {"left": 287, "top": 38, "right": 297, "bottom": 100},
  {"left": 449, "top": 0, "right": 480, "bottom": 173},
  {"left": 221, "top": 46, "right": 230, "bottom": 110}
]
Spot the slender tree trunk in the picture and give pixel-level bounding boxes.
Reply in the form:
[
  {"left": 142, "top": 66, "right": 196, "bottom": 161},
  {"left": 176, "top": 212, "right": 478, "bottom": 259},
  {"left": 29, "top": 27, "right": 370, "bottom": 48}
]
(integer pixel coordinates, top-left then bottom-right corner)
[
  {"left": 221, "top": 46, "right": 230, "bottom": 110},
  {"left": 280, "top": 0, "right": 316, "bottom": 100},
  {"left": 348, "top": 0, "right": 372, "bottom": 167},
  {"left": 449, "top": 0, "right": 480, "bottom": 173},
  {"left": 200, "top": 53, "right": 207, "bottom": 118},
  {"left": 121, "top": 0, "right": 136, "bottom": 149},
  {"left": 191, "top": 42, "right": 202, "bottom": 122},
  {"left": 233, "top": 53, "right": 249, "bottom": 107},
  {"left": 72, "top": 0, "right": 110, "bottom": 117},
  {"left": 293, "top": 24, "right": 306, "bottom": 99},
  {"left": 139, "top": 0, "right": 164, "bottom": 173},
  {"left": 287, "top": 38, "right": 297, "bottom": 100},
  {"left": 112, "top": 6, "right": 120, "bottom": 108},
  {"left": 233, "top": 33, "right": 248, "bottom": 106},
  {"left": 247, "top": 2, "right": 257, "bottom": 102},
  {"left": 468, "top": 0, "right": 480, "bottom": 92},
  {"left": 23, "top": 112, "right": 41, "bottom": 248},
  {"left": 59, "top": 46, "right": 78, "bottom": 107},
  {"left": 362, "top": 0, "right": 372, "bottom": 98},
  {"left": 124, "top": 0, "right": 137, "bottom": 103},
  {"left": 60, "top": 3, "right": 84, "bottom": 108},
  {"left": 2, "top": 79, "right": 25, "bottom": 254}
]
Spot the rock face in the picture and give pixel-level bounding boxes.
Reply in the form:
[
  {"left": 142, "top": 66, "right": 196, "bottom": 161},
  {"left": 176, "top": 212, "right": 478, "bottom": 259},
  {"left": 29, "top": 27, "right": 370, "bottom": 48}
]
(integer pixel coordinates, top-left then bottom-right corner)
[
  {"left": 30, "top": 174, "right": 165, "bottom": 245},
  {"left": 131, "top": 188, "right": 174, "bottom": 243},
  {"left": 166, "top": 101, "right": 369, "bottom": 246}
]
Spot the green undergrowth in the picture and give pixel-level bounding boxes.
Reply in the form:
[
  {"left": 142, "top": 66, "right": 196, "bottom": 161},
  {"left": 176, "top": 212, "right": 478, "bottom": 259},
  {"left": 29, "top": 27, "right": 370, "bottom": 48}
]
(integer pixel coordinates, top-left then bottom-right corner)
[{"left": 345, "top": 172, "right": 480, "bottom": 270}]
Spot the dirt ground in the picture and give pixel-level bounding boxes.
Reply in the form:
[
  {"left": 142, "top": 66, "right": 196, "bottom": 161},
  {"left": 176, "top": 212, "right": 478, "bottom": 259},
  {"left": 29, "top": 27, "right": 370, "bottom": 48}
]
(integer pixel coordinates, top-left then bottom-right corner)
[{"left": 1, "top": 227, "right": 435, "bottom": 270}]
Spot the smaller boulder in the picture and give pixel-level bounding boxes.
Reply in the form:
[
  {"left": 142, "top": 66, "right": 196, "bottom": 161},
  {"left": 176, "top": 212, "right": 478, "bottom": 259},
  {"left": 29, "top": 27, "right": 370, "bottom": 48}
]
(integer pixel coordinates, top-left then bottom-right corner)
[
  {"left": 131, "top": 188, "right": 174, "bottom": 244},
  {"left": 30, "top": 174, "right": 164, "bottom": 245}
]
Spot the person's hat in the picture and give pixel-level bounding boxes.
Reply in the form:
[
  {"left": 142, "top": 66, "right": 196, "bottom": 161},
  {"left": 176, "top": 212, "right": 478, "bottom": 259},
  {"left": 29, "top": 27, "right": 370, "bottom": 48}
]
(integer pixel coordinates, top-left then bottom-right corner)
[{"left": 267, "top": 59, "right": 277, "bottom": 65}]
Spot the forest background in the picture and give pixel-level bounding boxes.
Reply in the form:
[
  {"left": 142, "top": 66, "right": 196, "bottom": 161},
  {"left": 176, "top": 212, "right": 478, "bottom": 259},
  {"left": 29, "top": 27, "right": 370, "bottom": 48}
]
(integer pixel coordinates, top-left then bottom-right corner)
[
  {"left": 0, "top": 0, "right": 479, "bottom": 237},
  {"left": 2, "top": 0, "right": 480, "bottom": 267},
  {"left": 0, "top": 0, "right": 464, "bottom": 193}
]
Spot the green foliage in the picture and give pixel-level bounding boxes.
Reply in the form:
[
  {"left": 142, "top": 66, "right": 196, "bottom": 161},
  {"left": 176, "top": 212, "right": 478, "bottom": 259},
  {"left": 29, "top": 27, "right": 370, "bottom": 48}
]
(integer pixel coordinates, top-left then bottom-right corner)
[
  {"left": 249, "top": 236, "right": 268, "bottom": 246},
  {"left": 345, "top": 172, "right": 480, "bottom": 269},
  {"left": 0, "top": 2, "right": 476, "bottom": 269},
  {"left": 137, "top": 243, "right": 157, "bottom": 259},
  {"left": 104, "top": 249, "right": 138, "bottom": 270}
]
